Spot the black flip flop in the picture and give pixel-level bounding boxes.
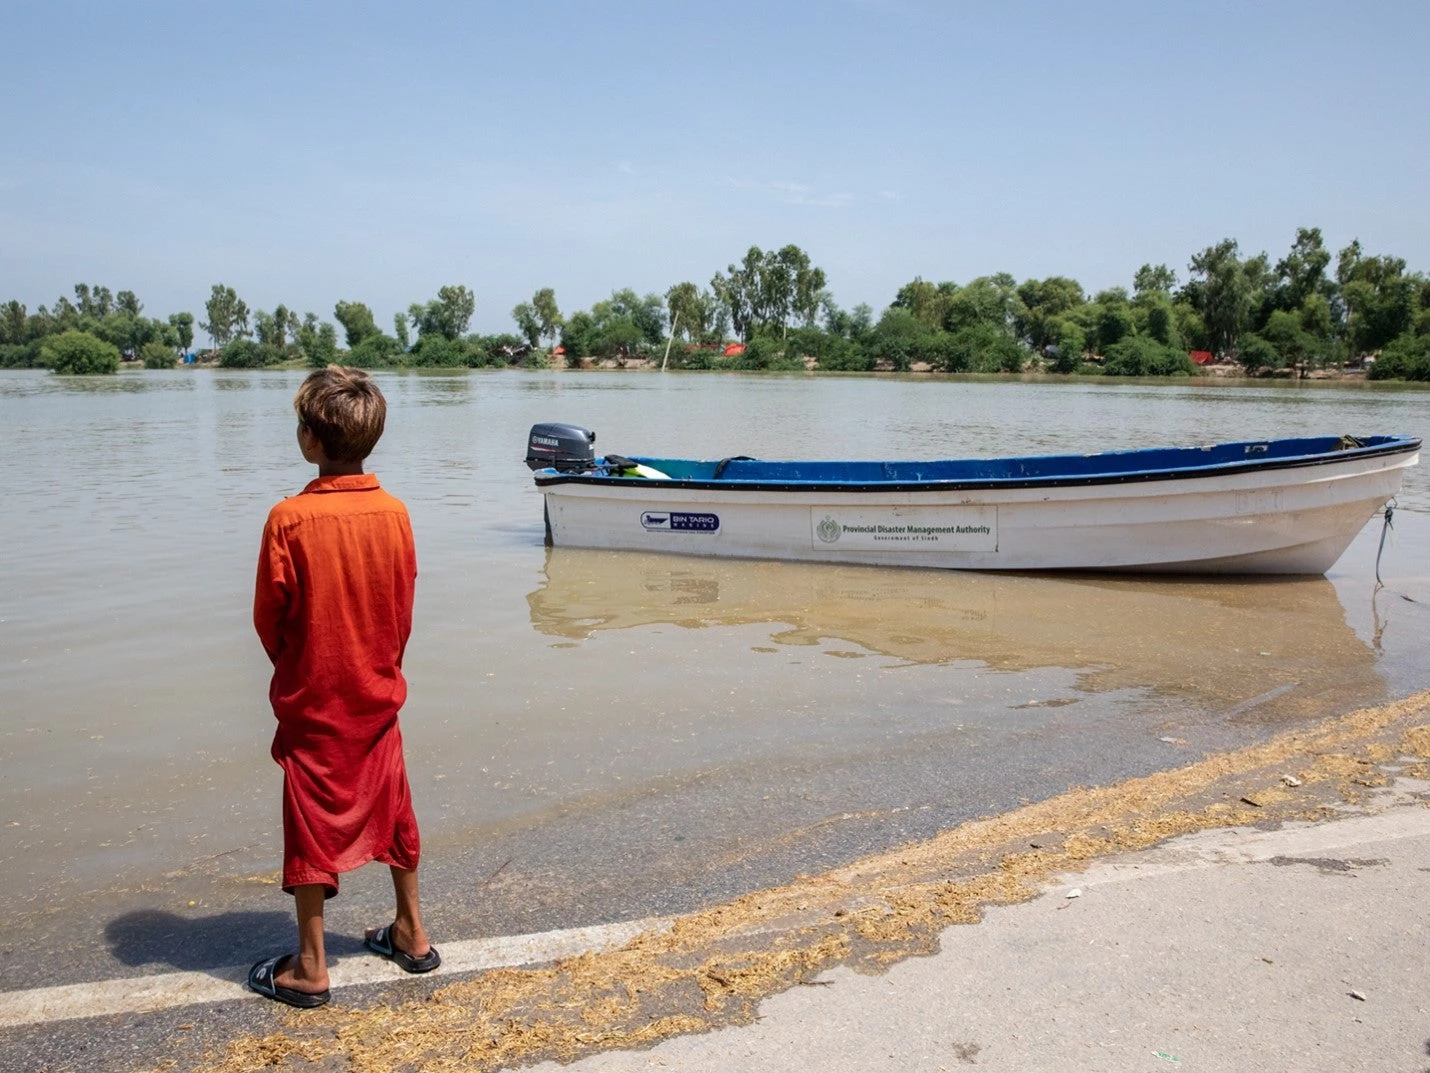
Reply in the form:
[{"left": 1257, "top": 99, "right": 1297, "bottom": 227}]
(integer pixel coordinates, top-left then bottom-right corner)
[
  {"left": 364, "top": 923, "right": 441, "bottom": 973},
  {"left": 246, "top": 954, "right": 331, "bottom": 1009}
]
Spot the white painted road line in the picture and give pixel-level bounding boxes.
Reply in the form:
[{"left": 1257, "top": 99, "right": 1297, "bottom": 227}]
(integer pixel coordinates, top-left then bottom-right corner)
[{"left": 0, "top": 917, "right": 669, "bottom": 1029}]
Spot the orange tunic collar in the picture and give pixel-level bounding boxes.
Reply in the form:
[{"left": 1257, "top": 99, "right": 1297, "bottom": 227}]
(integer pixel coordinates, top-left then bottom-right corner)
[{"left": 301, "top": 473, "right": 382, "bottom": 495}]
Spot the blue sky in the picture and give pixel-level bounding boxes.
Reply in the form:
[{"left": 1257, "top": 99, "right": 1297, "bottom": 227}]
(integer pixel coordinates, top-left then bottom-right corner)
[{"left": 3, "top": 0, "right": 1427, "bottom": 340}]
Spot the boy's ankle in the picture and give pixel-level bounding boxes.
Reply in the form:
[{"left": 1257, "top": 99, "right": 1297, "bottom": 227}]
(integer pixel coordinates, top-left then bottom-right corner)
[{"left": 294, "top": 952, "right": 327, "bottom": 977}]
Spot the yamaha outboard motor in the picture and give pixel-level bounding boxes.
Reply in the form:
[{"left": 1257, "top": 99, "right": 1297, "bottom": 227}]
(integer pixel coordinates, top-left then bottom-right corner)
[{"left": 526, "top": 423, "right": 596, "bottom": 472}]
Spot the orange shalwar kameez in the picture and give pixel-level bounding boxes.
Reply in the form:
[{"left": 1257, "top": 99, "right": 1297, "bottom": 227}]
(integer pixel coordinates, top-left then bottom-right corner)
[{"left": 254, "top": 473, "right": 420, "bottom": 895}]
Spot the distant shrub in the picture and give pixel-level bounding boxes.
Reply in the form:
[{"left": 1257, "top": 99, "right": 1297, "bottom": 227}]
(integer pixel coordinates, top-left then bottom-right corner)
[
  {"left": 1369, "top": 332, "right": 1430, "bottom": 381},
  {"left": 1047, "top": 323, "right": 1086, "bottom": 374},
  {"left": 1235, "top": 334, "right": 1279, "bottom": 372},
  {"left": 302, "top": 324, "right": 340, "bottom": 368},
  {"left": 0, "top": 342, "right": 42, "bottom": 368},
  {"left": 678, "top": 348, "right": 718, "bottom": 370},
  {"left": 787, "top": 327, "right": 865, "bottom": 371},
  {"left": 1103, "top": 336, "right": 1195, "bottom": 377},
  {"left": 218, "top": 339, "right": 264, "bottom": 368},
  {"left": 44, "top": 330, "right": 121, "bottom": 375},
  {"left": 404, "top": 335, "right": 465, "bottom": 368},
  {"left": 928, "top": 324, "right": 1027, "bottom": 373},
  {"left": 465, "top": 333, "right": 525, "bottom": 367},
  {"left": 347, "top": 333, "right": 403, "bottom": 368},
  {"left": 141, "top": 342, "right": 175, "bottom": 369}
]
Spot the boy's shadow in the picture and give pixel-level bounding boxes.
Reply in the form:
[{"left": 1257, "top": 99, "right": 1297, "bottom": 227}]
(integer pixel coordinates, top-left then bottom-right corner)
[{"left": 106, "top": 909, "right": 369, "bottom": 977}]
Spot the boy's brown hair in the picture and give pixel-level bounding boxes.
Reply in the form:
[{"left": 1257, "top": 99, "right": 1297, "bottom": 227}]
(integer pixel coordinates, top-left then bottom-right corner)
[{"left": 293, "top": 365, "right": 387, "bottom": 463}]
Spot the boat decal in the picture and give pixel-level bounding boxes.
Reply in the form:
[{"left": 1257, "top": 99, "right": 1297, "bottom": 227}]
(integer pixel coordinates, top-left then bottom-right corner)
[
  {"left": 642, "top": 511, "right": 720, "bottom": 533},
  {"left": 811, "top": 507, "right": 998, "bottom": 551}
]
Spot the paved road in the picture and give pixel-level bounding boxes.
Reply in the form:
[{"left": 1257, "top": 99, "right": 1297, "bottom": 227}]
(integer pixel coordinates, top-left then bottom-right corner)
[{"left": 529, "top": 800, "right": 1430, "bottom": 1073}]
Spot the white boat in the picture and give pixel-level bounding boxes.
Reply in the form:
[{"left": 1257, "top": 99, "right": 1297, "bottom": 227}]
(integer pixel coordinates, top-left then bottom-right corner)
[{"left": 524, "top": 426, "right": 1420, "bottom": 575}]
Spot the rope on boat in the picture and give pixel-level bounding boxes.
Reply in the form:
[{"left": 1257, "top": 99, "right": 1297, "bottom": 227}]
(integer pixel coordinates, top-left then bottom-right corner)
[{"left": 1374, "top": 498, "right": 1397, "bottom": 587}]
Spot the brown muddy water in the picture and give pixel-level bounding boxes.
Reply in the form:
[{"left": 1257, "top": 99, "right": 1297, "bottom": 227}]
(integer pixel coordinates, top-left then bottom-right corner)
[{"left": 1, "top": 369, "right": 1427, "bottom": 951}]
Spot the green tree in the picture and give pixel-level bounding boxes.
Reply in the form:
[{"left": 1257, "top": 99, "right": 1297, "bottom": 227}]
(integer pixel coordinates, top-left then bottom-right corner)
[
  {"left": 532, "top": 287, "right": 563, "bottom": 347},
  {"left": 893, "top": 277, "right": 952, "bottom": 331},
  {"left": 1015, "top": 276, "right": 1085, "bottom": 351},
  {"left": 1257, "top": 309, "right": 1314, "bottom": 373},
  {"left": 1235, "top": 334, "right": 1278, "bottom": 372},
  {"left": 1103, "top": 336, "right": 1194, "bottom": 377},
  {"left": 1133, "top": 263, "right": 1177, "bottom": 299},
  {"left": 1186, "top": 240, "right": 1254, "bottom": 358},
  {"left": 1140, "top": 295, "right": 1182, "bottom": 348},
  {"left": 599, "top": 316, "right": 642, "bottom": 357},
  {"left": 1368, "top": 332, "right": 1430, "bottom": 380},
  {"left": 44, "top": 330, "right": 121, "bottom": 374},
  {"left": 593, "top": 289, "right": 665, "bottom": 346},
  {"left": 916, "top": 323, "right": 1028, "bottom": 373},
  {"left": 141, "top": 341, "right": 175, "bottom": 369},
  {"left": 201, "top": 284, "right": 250, "bottom": 347},
  {"left": 410, "top": 285, "right": 475, "bottom": 341},
  {"left": 116, "top": 290, "right": 142, "bottom": 316},
  {"left": 393, "top": 312, "right": 410, "bottom": 351},
  {"left": 333, "top": 300, "right": 379, "bottom": 347},
  {"left": 218, "top": 339, "right": 264, "bottom": 368},
  {"left": 864, "top": 306, "right": 931, "bottom": 371},
  {"left": 1048, "top": 321, "right": 1086, "bottom": 373},
  {"left": 254, "top": 310, "right": 279, "bottom": 347},
  {"left": 665, "top": 281, "right": 706, "bottom": 342},
  {"left": 511, "top": 302, "right": 541, "bottom": 348},
  {"left": 943, "top": 274, "right": 1019, "bottom": 335},
  {"left": 348, "top": 333, "right": 402, "bottom": 367},
  {"left": 1173, "top": 302, "right": 1209, "bottom": 352},
  {"left": 298, "top": 317, "right": 339, "bottom": 367},
  {"left": 435, "top": 284, "right": 475, "bottom": 338},
  {"left": 560, "top": 311, "right": 600, "bottom": 359},
  {"left": 781, "top": 245, "right": 827, "bottom": 332},
  {"left": 1093, "top": 289, "right": 1134, "bottom": 352},
  {"left": 73, "top": 284, "right": 114, "bottom": 317},
  {"left": 712, "top": 245, "right": 826, "bottom": 340},
  {"left": 406, "top": 334, "right": 465, "bottom": 367},
  {"left": 168, "top": 312, "right": 194, "bottom": 354},
  {"left": 0, "top": 300, "right": 27, "bottom": 344},
  {"left": 1274, "top": 228, "right": 1331, "bottom": 311},
  {"left": 1337, "top": 240, "right": 1420, "bottom": 356}
]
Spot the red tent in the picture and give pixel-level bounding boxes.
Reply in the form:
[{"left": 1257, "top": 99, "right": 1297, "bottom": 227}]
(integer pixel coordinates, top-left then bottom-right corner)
[
  {"left": 722, "top": 343, "right": 746, "bottom": 357},
  {"left": 1190, "top": 350, "right": 1215, "bottom": 365}
]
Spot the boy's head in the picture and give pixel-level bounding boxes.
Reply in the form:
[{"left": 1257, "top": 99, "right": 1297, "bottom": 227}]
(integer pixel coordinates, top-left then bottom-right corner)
[{"left": 293, "top": 365, "right": 387, "bottom": 463}]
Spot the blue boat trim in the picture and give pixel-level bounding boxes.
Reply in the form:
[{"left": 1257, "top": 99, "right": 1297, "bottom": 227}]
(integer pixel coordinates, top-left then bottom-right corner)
[{"left": 533, "top": 435, "right": 1421, "bottom": 494}]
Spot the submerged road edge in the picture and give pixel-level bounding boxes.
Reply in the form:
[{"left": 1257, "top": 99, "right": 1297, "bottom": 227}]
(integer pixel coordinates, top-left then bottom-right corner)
[{"left": 0, "top": 919, "right": 668, "bottom": 1029}]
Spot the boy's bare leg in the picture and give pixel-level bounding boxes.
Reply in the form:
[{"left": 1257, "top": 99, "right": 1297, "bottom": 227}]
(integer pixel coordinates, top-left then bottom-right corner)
[
  {"left": 275, "top": 883, "right": 330, "bottom": 992},
  {"left": 367, "top": 865, "right": 431, "bottom": 955}
]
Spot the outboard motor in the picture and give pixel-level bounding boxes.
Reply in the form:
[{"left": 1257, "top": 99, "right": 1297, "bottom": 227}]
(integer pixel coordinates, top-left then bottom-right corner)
[{"left": 526, "top": 423, "right": 596, "bottom": 472}]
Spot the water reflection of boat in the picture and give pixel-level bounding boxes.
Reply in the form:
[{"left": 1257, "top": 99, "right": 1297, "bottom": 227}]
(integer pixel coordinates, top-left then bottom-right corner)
[{"left": 528, "top": 548, "right": 1385, "bottom": 723}]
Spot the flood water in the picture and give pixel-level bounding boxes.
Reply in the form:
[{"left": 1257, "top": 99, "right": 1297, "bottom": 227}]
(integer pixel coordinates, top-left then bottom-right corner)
[{"left": 1, "top": 368, "right": 1428, "bottom": 983}]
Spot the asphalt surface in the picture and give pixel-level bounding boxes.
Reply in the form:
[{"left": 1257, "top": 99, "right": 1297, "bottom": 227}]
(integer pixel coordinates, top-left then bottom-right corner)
[{"left": 527, "top": 794, "right": 1430, "bottom": 1073}]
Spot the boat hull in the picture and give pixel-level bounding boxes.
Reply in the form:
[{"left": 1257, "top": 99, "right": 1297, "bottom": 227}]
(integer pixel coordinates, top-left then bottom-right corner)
[{"left": 535, "top": 437, "right": 1419, "bottom": 574}]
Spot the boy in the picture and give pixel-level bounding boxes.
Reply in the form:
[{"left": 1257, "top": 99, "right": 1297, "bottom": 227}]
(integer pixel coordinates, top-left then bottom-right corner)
[{"left": 247, "top": 365, "right": 439, "bottom": 1009}]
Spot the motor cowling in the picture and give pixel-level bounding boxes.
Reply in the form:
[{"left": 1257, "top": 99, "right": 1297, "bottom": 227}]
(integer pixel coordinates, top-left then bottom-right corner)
[{"left": 526, "top": 423, "right": 596, "bottom": 472}]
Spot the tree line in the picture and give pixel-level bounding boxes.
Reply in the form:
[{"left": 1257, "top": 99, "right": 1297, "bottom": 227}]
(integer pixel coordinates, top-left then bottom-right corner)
[{"left": 3, "top": 227, "right": 1427, "bottom": 379}]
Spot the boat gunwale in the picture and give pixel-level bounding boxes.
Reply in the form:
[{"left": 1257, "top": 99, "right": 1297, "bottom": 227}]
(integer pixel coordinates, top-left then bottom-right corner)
[{"left": 532, "top": 436, "right": 1422, "bottom": 496}]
